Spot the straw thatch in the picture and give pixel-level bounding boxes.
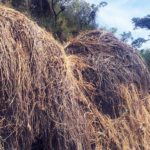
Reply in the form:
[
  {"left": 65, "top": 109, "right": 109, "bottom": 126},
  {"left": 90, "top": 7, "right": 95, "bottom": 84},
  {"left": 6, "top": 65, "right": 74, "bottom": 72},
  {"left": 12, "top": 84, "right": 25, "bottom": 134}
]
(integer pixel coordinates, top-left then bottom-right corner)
[
  {"left": 65, "top": 30, "right": 150, "bottom": 118},
  {"left": 1, "top": 6, "right": 150, "bottom": 150},
  {"left": 0, "top": 6, "right": 94, "bottom": 150}
]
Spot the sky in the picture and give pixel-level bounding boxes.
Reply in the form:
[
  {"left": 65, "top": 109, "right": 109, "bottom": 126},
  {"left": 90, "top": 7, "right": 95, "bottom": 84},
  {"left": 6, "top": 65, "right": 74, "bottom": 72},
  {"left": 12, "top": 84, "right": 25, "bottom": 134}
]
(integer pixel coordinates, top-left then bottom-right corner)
[{"left": 85, "top": 0, "right": 150, "bottom": 49}]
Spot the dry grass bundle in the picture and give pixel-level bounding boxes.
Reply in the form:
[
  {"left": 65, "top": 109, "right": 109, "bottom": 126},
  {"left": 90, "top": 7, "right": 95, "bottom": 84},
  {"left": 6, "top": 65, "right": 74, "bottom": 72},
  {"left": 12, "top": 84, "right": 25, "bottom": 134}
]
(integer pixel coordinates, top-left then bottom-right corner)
[
  {"left": 65, "top": 30, "right": 150, "bottom": 149},
  {"left": 0, "top": 6, "right": 94, "bottom": 150},
  {"left": 87, "top": 84, "right": 150, "bottom": 150},
  {"left": 65, "top": 30, "right": 150, "bottom": 118},
  {"left": 1, "top": 6, "right": 150, "bottom": 150}
]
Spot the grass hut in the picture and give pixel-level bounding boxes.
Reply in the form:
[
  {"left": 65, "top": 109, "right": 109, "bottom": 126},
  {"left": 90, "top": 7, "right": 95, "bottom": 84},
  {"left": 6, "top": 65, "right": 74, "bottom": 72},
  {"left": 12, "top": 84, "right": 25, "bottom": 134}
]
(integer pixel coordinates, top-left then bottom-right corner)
[
  {"left": 0, "top": 6, "right": 93, "bottom": 150},
  {"left": 66, "top": 30, "right": 150, "bottom": 118}
]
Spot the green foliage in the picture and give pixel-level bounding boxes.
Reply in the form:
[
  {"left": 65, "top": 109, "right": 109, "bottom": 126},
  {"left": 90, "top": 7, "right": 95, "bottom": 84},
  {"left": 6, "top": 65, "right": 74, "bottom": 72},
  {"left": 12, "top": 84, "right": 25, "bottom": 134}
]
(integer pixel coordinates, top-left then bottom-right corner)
[
  {"left": 132, "top": 15, "right": 150, "bottom": 68},
  {"left": 109, "top": 27, "right": 117, "bottom": 34},
  {"left": 1, "top": 0, "right": 107, "bottom": 42},
  {"left": 132, "top": 38, "right": 149, "bottom": 49},
  {"left": 132, "top": 15, "right": 150, "bottom": 30},
  {"left": 140, "top": 49, "right": 150, "bottom": 70},
  {"left": 120, "top": 31, "right": 149, "bottom": 50},
  {"left": 11, "top": 0, "right": 24, "bottom": 7},
  {"left": 120, "top": 31, "right": 133, "bottom": 42},
  {"left": 131, "top": 15, "right": 150, "bottom": 50}
]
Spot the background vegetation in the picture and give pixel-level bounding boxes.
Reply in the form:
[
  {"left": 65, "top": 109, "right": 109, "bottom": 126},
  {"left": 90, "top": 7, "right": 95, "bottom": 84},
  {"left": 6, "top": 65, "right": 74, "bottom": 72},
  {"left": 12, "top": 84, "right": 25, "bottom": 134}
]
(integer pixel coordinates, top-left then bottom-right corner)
[{"left": 1, "top": 0, "right": 107, "bottom": 42}]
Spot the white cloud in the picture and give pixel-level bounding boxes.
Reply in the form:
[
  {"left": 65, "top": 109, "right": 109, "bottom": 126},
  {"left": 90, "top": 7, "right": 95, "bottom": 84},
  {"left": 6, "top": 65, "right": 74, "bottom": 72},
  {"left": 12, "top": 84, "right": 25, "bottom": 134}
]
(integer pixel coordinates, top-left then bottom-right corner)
[
  {"left": 85, "top": 0, "right": 150, "bottom": 49},
  {"left": 97, "top": 5, "right": 133, "bottom": 32},
  {"left": 85, "top": 0, "right": 100, "bottom": 4}
]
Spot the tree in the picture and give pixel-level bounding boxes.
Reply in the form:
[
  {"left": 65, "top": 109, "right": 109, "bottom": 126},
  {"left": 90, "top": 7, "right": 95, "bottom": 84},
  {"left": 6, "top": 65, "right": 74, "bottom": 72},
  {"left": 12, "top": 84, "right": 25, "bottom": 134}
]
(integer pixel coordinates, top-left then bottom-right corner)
[
  {"left": 0, "top": 0, "right": 107, "bottom": 42},
  {"left": 109, "top": 27, "right": 117, "bottom": 34},
  {"left": 120, "top": 31, "right": 133, "bottom": 42},
  {"left": 132, "top": 14, "right": 150, "bottom": 66},
  {"left": 132, "top": 38, "right": 149, "bottom": 49},
  {"left": 140, "top": 49, "right": 150, "bottom": 70},
  {"left": 64, "top": 0, "right": 107, "bottom": 30},
  {"left": 132, "top": 15, "right": 150, "bottom": 30}
]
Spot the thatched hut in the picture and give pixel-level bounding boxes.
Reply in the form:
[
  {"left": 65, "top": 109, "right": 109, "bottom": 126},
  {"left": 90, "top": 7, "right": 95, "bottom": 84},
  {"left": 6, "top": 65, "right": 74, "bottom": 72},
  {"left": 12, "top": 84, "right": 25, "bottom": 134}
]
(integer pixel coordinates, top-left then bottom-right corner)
[
  {"left": 1, "top": 6, "right": 150, "bottom": 150},
  {"left": 0, "top": 6, "right": 93, "bottom": 150},
  {"left": 65, "top": 30, "right": 150, "bottom": 118}
]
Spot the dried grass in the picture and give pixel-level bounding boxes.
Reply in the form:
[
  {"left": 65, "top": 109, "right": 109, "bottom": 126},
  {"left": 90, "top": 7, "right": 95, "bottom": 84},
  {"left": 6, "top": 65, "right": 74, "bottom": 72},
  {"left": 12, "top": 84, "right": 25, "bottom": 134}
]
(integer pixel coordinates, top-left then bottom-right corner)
[
  {"left": 0, "top": 5, "right": 94, "bottom": 150},
  {"left": 0, "top": 6, "right": 150, "bottom": 150},
  {"left": 66, "top": 30, "right": 150, "bottom": 118}
]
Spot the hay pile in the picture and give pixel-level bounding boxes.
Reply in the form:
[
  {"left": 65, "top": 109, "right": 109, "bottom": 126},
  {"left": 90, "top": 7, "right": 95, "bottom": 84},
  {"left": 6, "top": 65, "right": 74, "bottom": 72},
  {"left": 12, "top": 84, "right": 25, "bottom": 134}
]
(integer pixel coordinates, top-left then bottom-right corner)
[
  {"left": 0, "top": 6, "right": 150, "bottom": 150},
  {"left": 66, "top": 30, "right": 150, "bottom": 118},
  {"left": 65, "top": 30, "right": 150, "bottom": 149},
  {"left": 0, "top": 6, "right": 94, "bottom": 150}
]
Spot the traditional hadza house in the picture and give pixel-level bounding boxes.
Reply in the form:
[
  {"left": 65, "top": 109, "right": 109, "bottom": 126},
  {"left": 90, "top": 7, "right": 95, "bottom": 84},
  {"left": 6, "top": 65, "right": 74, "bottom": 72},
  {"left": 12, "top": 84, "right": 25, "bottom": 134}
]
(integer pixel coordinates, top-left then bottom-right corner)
[
  {"left": 0, "top": 6, "right": 93, "bottom": 150},
  {"left": 66, "top": 30, "right": 150, "bottom": 118}
]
